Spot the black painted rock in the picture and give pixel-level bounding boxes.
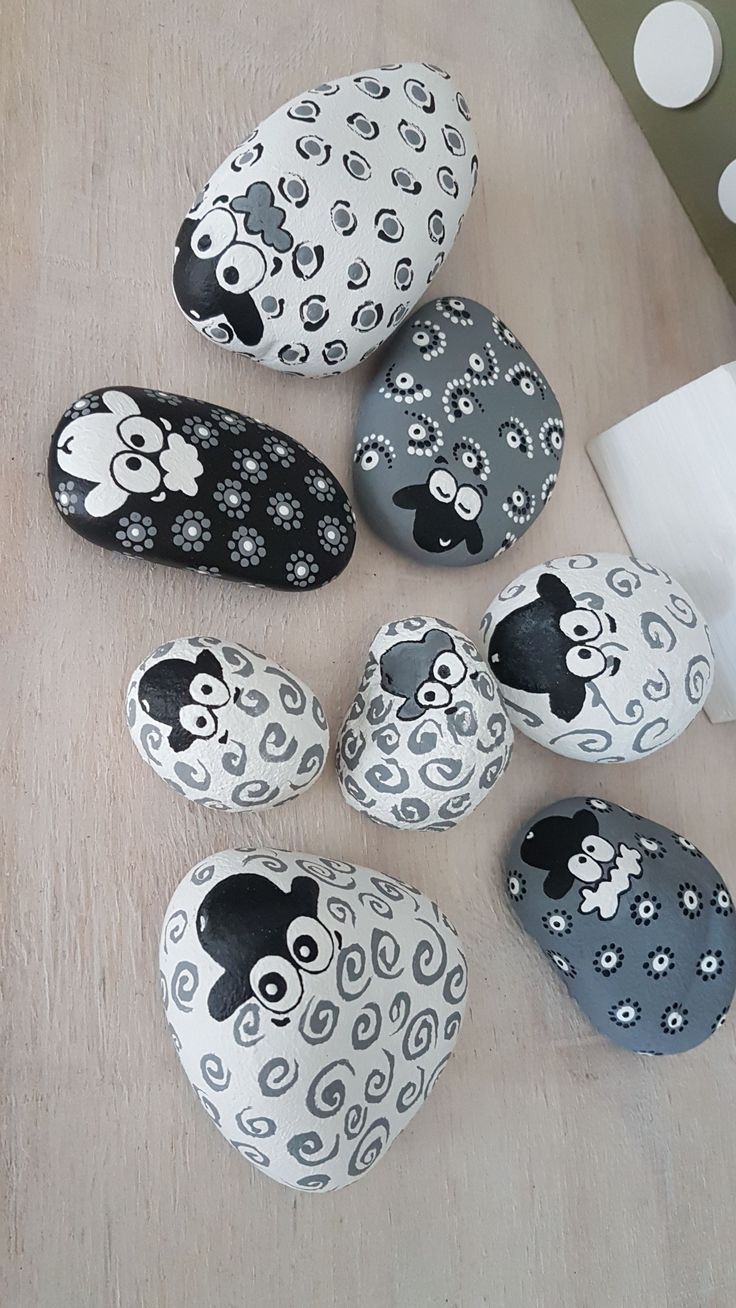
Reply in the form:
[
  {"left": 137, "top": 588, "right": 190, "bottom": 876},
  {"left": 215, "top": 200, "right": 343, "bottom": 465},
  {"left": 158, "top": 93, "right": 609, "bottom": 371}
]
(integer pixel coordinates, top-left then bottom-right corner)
[
  {"left": 48, "top": 388, "right": 355, "bottom": 588},
  {"left": 506, "top": 796, "right": 736, "bottom": 1054}
]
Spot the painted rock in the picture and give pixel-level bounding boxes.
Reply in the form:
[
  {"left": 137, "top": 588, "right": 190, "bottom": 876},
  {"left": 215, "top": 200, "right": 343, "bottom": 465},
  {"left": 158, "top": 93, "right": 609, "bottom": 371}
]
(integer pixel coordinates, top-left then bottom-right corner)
[
  {"left": 172, "top": 62, "right": 477, "bottom": 376},
  {"left": 480, "top": 553, "right": 713, "bottom": 761},
  {"left": 353, "top": 297, "right": 563, "bottom": 566},
  {"left": 336, "top": 616, "right": 512, "bottom": 830},
  {"left": 126, "top": 637, "right": 328, "bottom": 811},
  {"left": 48, "top": 387, "right": 355, "bottom": 588},
  {"left": 505, "top": 797, "right": 736, "bottom": 1053},
  {"left": 160, "top": 848, "right": 467, "bottom": 1190}
]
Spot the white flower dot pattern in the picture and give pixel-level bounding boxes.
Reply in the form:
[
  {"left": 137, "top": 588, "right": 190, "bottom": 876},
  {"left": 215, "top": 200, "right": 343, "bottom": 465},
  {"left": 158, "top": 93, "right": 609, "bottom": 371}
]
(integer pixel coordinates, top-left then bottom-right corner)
[
  {"left": 267, "top": 492, "right": 303, "bottom": 530},
  {"left": 286, "top": 550, "right": 320, "bottom": 587}
]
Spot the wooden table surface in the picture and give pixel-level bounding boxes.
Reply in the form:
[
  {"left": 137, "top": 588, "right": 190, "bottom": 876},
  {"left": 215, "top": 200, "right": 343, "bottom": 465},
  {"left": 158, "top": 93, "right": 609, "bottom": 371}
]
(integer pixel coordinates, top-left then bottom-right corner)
[{"left": 5, "top": 0, "right": 736, "bottom": 1304}]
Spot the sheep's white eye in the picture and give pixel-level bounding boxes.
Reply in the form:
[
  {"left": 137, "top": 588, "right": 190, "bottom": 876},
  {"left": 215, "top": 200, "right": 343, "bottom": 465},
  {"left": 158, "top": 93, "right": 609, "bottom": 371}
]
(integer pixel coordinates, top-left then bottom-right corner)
[
  {"left": 250, "top": 956, "right": 303, "bottom": 1013},
  {"left": 429, "top": 469, "right": 457, "bottom": 503},
  {"left": 189, "top": 673, "right": 229, "bottom": 708},
  {"left": 118, "top": 415, "right": 164, "bottom": 454},
  {"left": 565, "top": 646, "right": 607, "bottom": 679},
  {"left": 191, "top": 208, "right": 237, "bottom": 259},
  {"left": 582, "top": 836, "right": 615, "bottom": 862},
  {"left": 431, "top": 651, "right": 466, "bottom": 687},
  {"left": 567, "top": 853, "right": 602, "bottom": 882},
  {"left": 416, "top": 680, "right": 451, "bottom": 708},
  {"left": 179, "top": 704, "right": 217, "bottom": 738},
  {"left": 215, "top": 243, "right": 266, "bottom": 294},
  {"left": 455, "top": 485, "right": 483, "bottom": 521},
  {"left": 286, "top": 917, "right": 334, "bottom": 973},
  {"left": 110, "top": 450, "right": 161, "bottom": 494},
  {"left": 560, "top": 609, "right": 603, "bottom": 643}
]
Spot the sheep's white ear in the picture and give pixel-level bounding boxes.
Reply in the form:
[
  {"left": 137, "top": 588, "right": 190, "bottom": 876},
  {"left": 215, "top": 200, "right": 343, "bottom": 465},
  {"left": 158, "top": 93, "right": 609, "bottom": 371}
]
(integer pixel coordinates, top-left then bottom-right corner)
[{"left": 102, "top": 389, "right": 139, "bottom": 418}]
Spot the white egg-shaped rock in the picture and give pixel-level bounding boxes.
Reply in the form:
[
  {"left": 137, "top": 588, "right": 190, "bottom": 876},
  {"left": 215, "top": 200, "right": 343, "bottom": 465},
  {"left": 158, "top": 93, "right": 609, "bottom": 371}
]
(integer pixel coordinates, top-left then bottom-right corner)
[
  {"left": 173, "top": 62, "right": 477, "bottom": 376},
  {"left": 126, "top": 637, "right": 328, "bottom": 810},
  {"left": 481, "top": 554, "right": 713, "bottom": 762},
  {"left": 160, "top": 848, "right": 468, "bottom": 1191},
  {"left": 336, "top": 616, "right": 513, "bottom": 829}
]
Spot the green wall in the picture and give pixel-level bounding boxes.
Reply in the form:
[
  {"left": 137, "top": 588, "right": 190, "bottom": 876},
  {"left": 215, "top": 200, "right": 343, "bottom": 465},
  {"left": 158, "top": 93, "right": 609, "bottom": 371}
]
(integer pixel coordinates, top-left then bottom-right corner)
[{"left": 571, "top": 0, "right": 736, "bottom": 299}]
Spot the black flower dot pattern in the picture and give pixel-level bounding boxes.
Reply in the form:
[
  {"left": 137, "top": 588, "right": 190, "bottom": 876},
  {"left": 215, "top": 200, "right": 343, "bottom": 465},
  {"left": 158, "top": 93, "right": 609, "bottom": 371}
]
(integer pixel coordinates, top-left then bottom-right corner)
[
  {"left": 593, "top": 944, "right": 624, "bottom": 976},
  {"left": 678, "top": 883, "right": 703, "bottom": 920}
]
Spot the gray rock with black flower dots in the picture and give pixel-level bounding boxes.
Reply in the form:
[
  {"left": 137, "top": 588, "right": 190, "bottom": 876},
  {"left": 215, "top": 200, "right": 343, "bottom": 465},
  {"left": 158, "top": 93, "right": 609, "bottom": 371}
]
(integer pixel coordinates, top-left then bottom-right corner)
[
  {"left": 336, "top": 616, "right": 513, "bottom": 830},
  {"left": 505, "top": 796, "right": 736, "bottom": 1053},
  {"left": 353, "top": 297, "right": 564, "bottom": 566},
  {"left": 126, "top": 636, "right": 328, "bottom": 811}
]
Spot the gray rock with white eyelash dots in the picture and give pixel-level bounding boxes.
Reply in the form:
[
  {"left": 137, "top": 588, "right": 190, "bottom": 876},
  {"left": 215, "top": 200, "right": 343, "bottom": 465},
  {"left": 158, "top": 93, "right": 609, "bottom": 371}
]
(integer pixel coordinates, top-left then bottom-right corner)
[
  {"left": 505, "top": 796, "right": 736, "bottom": 1054},
  {"left": 352, "top": 297, "right": 564, "bottom": 567},
  {"left": 336, "top": 615, "right": 513, "bottom": 830}
]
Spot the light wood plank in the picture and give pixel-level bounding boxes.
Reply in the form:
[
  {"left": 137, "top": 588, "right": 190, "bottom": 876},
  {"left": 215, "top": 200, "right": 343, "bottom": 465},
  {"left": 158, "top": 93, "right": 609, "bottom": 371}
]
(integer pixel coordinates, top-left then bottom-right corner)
[{"left": 4, "top": 0, "right": 736, "bottom": 1305}]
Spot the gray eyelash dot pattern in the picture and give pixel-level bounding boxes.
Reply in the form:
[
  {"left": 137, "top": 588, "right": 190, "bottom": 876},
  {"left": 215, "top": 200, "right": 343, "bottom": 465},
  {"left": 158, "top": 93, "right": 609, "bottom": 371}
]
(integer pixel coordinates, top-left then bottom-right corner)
[
  {"left": 353, "top": 297, "right": 563, "bottom": 566},
  {"left": 480, "top": 553, "right": 713, "bottom": 762},
  {"left": 505, "top": 797, "right": 736, "bottom": 1054},
  {"left": 336, "top": 616, "right": 513, "bottom": 830},
  {"left": 172, "top": 62, "right": 477, "bottom": 377},
  {"left": 126, "top": 637, "right": 328, "bottom": 810},
  {"left": 160, "top": 848, "right": 467, "bottom": 1191}
]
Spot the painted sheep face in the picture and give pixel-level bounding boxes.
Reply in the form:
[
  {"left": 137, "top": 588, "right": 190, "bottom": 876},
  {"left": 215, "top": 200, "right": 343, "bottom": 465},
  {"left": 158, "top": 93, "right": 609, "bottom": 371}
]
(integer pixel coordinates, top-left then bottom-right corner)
[
  {"left": 56, "top": 389, "right": 203, "bottom": 517},
  {"left": 488, "top": 572, "right": 612, "bottom": 721},
  {"left": 379, "top": 627, "right": 474, "bottom": 720},
  {"left": 196, "top": 872, "right": 338, "bottom": 1022}
]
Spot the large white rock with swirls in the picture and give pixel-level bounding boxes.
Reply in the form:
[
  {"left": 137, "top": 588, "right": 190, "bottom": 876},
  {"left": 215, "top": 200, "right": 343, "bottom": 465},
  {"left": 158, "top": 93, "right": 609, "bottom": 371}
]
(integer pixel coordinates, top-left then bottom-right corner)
[
  {"left": 480, "top": 553, "right": 713, "bottom": 762},
  {"left": 126, "top": 636, "right": 328, "bottom": 809},
  {"left": 160, "top": 848, "right": 467, "bottom": 1191}
]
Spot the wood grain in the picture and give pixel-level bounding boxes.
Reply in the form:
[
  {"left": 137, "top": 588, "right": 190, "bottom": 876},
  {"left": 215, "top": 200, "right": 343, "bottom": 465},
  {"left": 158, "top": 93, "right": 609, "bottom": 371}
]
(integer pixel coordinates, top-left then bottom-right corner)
[{"left": 4, "top": 1, "right": 736, "bottom": 1305}]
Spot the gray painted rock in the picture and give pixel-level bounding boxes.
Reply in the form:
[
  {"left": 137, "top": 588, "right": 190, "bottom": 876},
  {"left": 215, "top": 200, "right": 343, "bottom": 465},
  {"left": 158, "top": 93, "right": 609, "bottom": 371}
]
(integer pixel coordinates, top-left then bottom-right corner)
[
  {"left": 481, "top": 553, "right": 713, "bottom": 761},
  {"left": 353, "top": 297, "right": 563, "bottom": 565},
  {"left": 49, "top": 387, "right": 355, "bottom": 589},
  {"left": 172, "top": 63, "right": 477, "bottom": 376},
  {"left": 506, "top": 797, "right": 735, "bottom": 1053},
  {"left": 336, "top": 616, "right": 513, "bottom": 830},
  {"left": 126, "top": 637, "right": 328, "bottom": 811},
  {"left": 160, "top": 847, "right": 467, "bottom": 1190}
]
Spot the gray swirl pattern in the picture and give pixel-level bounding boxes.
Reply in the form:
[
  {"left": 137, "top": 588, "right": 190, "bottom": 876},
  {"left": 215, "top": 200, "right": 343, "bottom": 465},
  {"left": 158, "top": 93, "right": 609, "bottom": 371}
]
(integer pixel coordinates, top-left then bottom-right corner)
[
  {"left": 336, "top": 616, "right": 513, "bottom": 830},
  {"left": 481, "top": 553, "right": 713, "bottom": 763},
  {"left": 127, "top": 636, "right": 328, "bottom": 811},
  {"left": 159, "top": 847, "right": 467, "bottom": 1192}
]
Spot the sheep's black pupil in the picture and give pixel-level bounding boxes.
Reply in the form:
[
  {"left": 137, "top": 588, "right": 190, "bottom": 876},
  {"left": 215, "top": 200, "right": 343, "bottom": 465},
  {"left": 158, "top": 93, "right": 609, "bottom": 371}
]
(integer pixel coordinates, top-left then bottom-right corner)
[
  {"left": 579, "top": 648, "right": 591, "bottom": 659},
  {"left": 130, "top": 434, "right": 145, "bottom": 448},
  {"left": 437, "top": 665, "right": 449, "bottom": 678},
  {"left": 262, "top": 972, "right": 286, "bottom": 1000},
  {"left": 198, "top": 235, "right": 212, "bottom": 251},
  {"left": 574, "top": 625, "right": 587, "bottom": 637},
  {"left": 295, "top": 935, "right": 317, "bottom": 962},
  {"left": 223, "top": 266, "right": 239, "bottom": 285},
  {"left": 426, "top": 689, "right": 436, "bottom": 700},
  {"left": 127, "top": 457, "right": 141, "bottom": 471},
  {"left": 201, "top": 684, "right": 211, "bottom": 695},
  {"left": 196, "top": 716, "right": 207, "bottom": 729}
]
